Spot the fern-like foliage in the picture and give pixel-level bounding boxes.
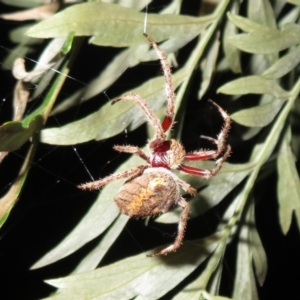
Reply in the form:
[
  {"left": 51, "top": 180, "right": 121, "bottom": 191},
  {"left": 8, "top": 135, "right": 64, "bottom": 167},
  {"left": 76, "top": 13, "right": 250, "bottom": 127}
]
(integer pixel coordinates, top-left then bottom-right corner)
[{"left": 1, "top": 0, "right": 300, "bottom": 299}]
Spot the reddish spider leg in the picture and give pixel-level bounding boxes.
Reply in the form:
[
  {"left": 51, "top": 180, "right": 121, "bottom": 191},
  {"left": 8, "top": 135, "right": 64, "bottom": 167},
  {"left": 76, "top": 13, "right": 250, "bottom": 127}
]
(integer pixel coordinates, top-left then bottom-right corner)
[
  {"left": 179, "top": 100, "right": 231, "bottom": 179},
  {"left": 143, "top": 33, "right": 175, "bottom": 132},
  {"left": 111, "top": 35, "right": 176, "bottom": 158},
  {"left": 113, "top": 34, "right": 175, "bottom": 135},
  {"left": 79, "top": 34, "right": 176, "bottom": 191}
]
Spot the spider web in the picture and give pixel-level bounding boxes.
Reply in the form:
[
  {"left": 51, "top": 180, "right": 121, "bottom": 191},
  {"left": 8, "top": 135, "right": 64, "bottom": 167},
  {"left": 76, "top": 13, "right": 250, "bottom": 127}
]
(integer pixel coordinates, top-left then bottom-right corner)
[
  {"left": 2, "top": 1, "right": 294, "bottom": 299},
  {"left": 0, "top": 3, "right": 234, "bottom": 297},
  {"left": 0, "top": 27, "right": 160, "bottom": 300}
]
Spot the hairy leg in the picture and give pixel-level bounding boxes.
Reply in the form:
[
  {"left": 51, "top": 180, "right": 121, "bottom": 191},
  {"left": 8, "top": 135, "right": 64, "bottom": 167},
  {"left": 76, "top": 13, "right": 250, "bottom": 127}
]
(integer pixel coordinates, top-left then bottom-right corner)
[
  {"left": 113, "top": 145, "right": 149, "bottom": 163},
  {"left": 112, "top": 93, "right": 165, "bottom": 141},
  {"left": 148, "top": 197, "right": 189, "bottom": 257},
  {"left": 144, "top": 33, "right": 175, "bottom": 132},
  {"left": 78, "top": 166, "right": 146, "bottom": 190}
]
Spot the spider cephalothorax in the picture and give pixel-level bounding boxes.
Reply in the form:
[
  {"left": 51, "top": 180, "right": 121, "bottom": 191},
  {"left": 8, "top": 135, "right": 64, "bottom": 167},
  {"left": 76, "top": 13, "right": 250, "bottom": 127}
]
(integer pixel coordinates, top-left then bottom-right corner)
[{"left": 78, "top": 33, "right": 231, "bottom": 257}]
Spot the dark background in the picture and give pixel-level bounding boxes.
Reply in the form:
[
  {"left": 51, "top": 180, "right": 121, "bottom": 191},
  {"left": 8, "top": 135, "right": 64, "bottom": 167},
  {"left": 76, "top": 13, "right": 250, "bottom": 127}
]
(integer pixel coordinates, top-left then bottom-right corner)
[{"left": 0, "top": 1, "right": 300, "bottom": 299}]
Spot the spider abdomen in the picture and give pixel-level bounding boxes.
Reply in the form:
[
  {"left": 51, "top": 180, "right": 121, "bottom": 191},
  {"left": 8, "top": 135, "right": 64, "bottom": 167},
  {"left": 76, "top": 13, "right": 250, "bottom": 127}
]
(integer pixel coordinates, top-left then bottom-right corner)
[{"left": 114, "top": 168, "right": 180, "bottom": 218}]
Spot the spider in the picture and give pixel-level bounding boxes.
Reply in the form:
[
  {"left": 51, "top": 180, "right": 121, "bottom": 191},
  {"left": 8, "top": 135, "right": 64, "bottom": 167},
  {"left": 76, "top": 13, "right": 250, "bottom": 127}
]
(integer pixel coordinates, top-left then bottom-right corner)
[{"left": 78, "top": 33, "right": 231, "bottom": 257}]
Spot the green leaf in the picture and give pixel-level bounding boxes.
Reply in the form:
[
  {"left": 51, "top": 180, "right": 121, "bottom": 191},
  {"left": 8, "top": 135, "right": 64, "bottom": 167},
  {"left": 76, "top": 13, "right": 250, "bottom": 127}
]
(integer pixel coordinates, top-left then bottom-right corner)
[
  {"left": 247, "top": 0, "right": 277, "bottom": 29},
  {"left": 52, "top": 31, "right": 198, "bottom": 115},
  {"left": 26, "top": 2, "right": 212, "bottom": 47},
  {"left": 279, "top": 6, "right": 300, "bottom": 27},
  {"left": 287, "top": 0, "right": 300, "bottom": 6},
  {"left": 41, "top": 68, "right": 187, "bottom": 145},
  {"left": 0, "top": 142, "right": 36, "bottom": 227},
  {"left": 227, "top": 13, "right": 273, "bottom": 33},
  {"left": 51, "top": 44, "right": 149, "bottom": 115},
  {"left": 199, "top": 35, "right": 220, "bottom": 98},
  {"left": 0, "top": 116, "right": 43, "bottom": 152},
  {"left": 45, "top": 237, "right": 219, "bottom": 300},
  {"left": 157, "top": 163, "right": 251, "bottom": 223},
  {"left": 262, "top": 45, "right": 300, "bottom": 79},
  {"left": 226, "top": 23, "right": 300, "bottom": 54},
  {"left": 31, "top": 151, "right": 146, "bottom": 269},
  {"left": 233, "top": 201, "right": 259, "bottom": 300},
  {"left": 2, "top": 24, "right": 43, "bottom": 69},
  {"left": 223, "top": 8, "right": 241, "bottom": 74},
  {"left": 277, "top": 127, "right": 300, "bottom": 234},
  {"left": 31, "top": 183, "right": 120, "bottom": 269},
  {"left": 248, "top": 202, "right": 268, "bottom": 286},
  {"left": 0, "top": 41, "right": 78, "bottom": 227},
  {"left": 9, "top": 23, "right": 39, "bottom": 44},
  {"left": 73, "top": 214, "right": 129, "bottom": 273},
  {"left": 230, "top": 99, "right": 285, "bottom": 127},
  {"left": 217, "top": 75, "right": 289, "bottom": 98},
  {"left": 1, "top": 0, "right": 45, "bottom": 8},
  {"left": 62, "top": 31, "right": 75, "bottom": 55}
]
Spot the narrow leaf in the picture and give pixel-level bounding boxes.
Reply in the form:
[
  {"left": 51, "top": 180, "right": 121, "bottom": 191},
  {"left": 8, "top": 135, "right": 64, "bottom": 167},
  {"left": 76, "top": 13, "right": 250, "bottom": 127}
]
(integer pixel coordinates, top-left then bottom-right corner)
[
  {"left": 262, "top": 45, "right": 300, "bottom": 79},
  {"left": 51, "top": 44, "right": 149, "bottom": 115},
  {"left": 26, "top": 2, "right": 212, "bottom": 47},
  {"left": 217, "top": 75, "right": 289, "bottom": 99},
  {"left": 45, "top": 237, "right": 219, "bottom": 300},
  {"left": 287, "top": 0, "right": 300, "bottom": 5},
  {"left": 247, "top": 0, "right": 277, "bottom": 29},
  {"left": 0, "top": 116, "right": 43, "bottom": 152},
  {"left": 199, "top": 34, "right": 220, "bottom": 98},
  {"left": 73, "top": 214, "right": 129, "bottom": 273},
  {"left": 157, "top": 163, "right": 251, "bottom": 223},
  {"left": 52, "top": 31, "right": 198, "bottom": 115},
  {"left": 223, "top": 8, "right": 241, "bottom": 74},
  {"left": 248, "top": 202, "right": 268, "bottom": 286},
  {"left": 277, "top": 127, "right": 300, "bottom": 234},
  {"left": 41, "top": 69, "right": 187, "bottom": 145},
  {"left": 0, "top": 143, "right": 36, "bottom": 226},
  {"left": 31, "top": 152, "right": 146, "bottom": 269},
  {"left": 231, "top": 99, "right": 285, "bottom": 127},
  {"left": 226, "top": 23, "right": 300, "bottom": 54},
  {"left": 227, "top": 13, "right": 273, "bottom": 33},
  {"left": 233, "top": 208, "right": 259, "bottom": 300}
]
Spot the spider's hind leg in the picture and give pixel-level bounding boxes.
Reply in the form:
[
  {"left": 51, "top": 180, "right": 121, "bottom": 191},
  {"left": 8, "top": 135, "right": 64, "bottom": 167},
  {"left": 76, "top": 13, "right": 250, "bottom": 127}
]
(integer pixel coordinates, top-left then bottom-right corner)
[{"left": 147, "top": 197, "right": 189, "bottom": 257}]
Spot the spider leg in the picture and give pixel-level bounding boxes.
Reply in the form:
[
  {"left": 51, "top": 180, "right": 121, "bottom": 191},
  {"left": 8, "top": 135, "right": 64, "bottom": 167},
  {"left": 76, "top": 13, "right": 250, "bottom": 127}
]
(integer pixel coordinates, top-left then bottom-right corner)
[
  {"left": 199, "top": 135, "right": 218, "bottom": 146},
  {"left": 112, "top": 93, "right": 165, "bottom": 141},
  {"left": 78, "top": 166, "right": 146, "bottom": 190},
  {"left": 185, "top": 100, "right": 230, "bottom": 161},
  {"left": 208, "top": 99, "right": 231, "bottom": 156},
  {"left": 185, "top": 150, "right": 218, "bottom": 161},
  {"left": 179, "top": 144, "right": 231, "bottom": 179},
  {"left": 148, "top": 197, "right": 189, "bottom": 257},
  {"left": 144, "top": 33, "right": 175, "bottom": 132},
  {"left": 113, "top": 145, "right": 150, "bottom": 163},
  {"left": 175, "top": 177, "right": 197, "bottom": 196}
]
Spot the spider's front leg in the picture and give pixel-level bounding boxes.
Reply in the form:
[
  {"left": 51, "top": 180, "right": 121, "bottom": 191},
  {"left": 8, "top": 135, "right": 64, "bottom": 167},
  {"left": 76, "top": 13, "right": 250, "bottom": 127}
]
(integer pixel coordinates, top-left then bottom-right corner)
[
  {"left": 78, "top": 166, "right": 146, "bottom": 191},
  {"left": 112, "top": 94, "right": 165, "bottom": 141},
  {"left": 113, "top": 145, "right": 150, "bottom": 163},
  {"left": 143, "top": 33, "right": 175, "bottom": 132},
  {"left": 148, "top": 197, "right": 189, "bottom": 257}
]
